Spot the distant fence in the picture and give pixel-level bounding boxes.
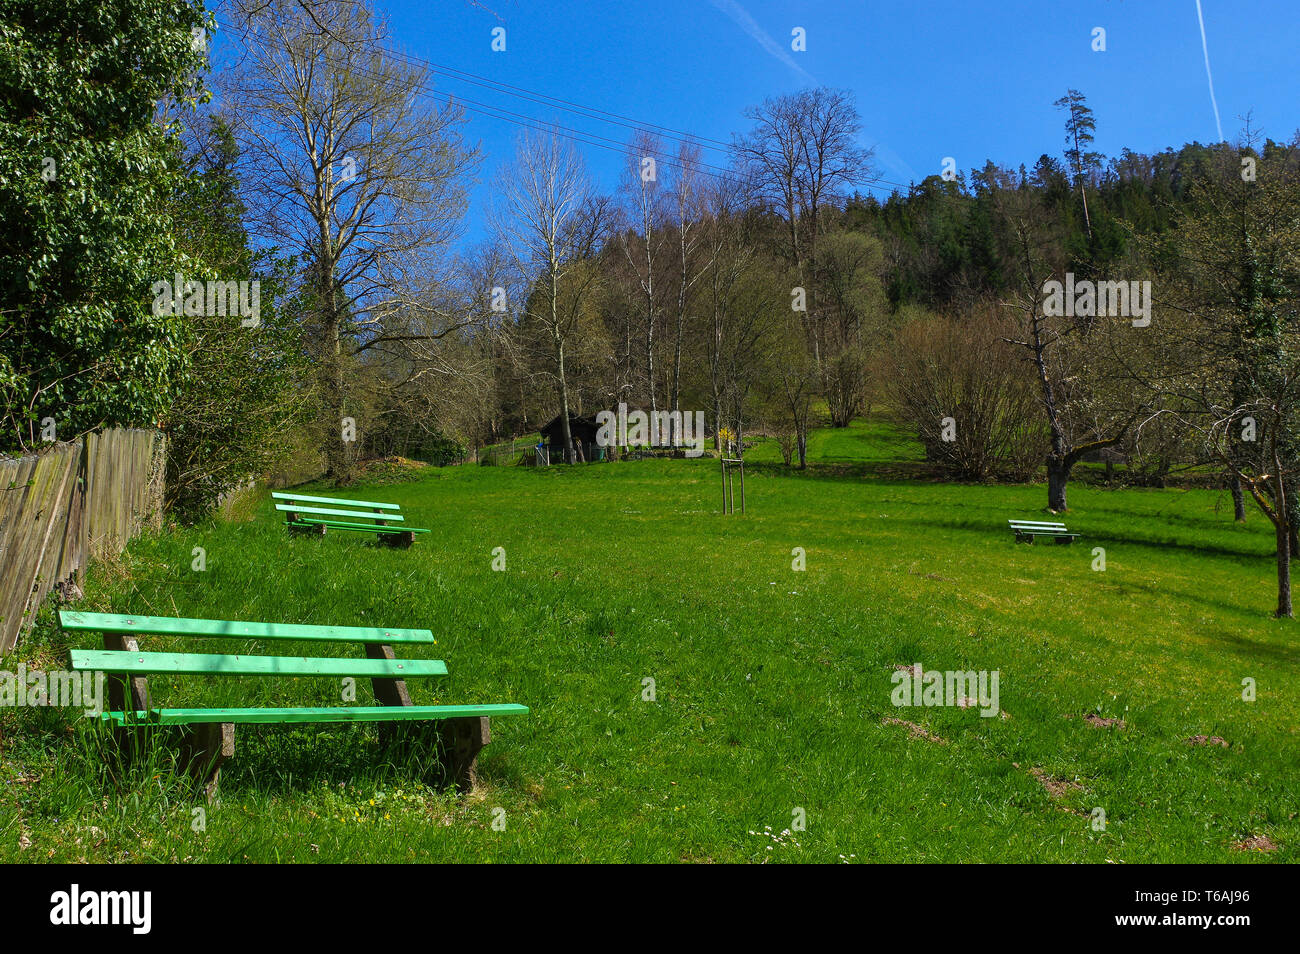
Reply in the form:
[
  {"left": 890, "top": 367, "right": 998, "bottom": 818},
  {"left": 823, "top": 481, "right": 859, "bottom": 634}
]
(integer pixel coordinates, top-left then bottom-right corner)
[
  {"left": 478, "top": 437, "right": 534, "bottom": 466},
  {"left": 0, "top": 428, "right": 165, "bottom": 653}
]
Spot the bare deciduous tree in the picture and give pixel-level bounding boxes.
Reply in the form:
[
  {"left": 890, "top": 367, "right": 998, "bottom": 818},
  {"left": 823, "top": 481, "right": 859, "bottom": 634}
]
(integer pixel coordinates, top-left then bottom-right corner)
[
  {"left": 491, "top": 128, "right": 609, "bottom": 464},
  {"left": 987, "top": 164, "right": 1143, "bottom": 510},
  {"left": 616, "top": 130, "right": 670, "bottom": 416},
  {"left": 1136, "top": 132, "right": 1300, "bottom": 616},
  {"left": 222, "top": 0, "right": 478, "bottom": 480},
  {"left": 666, "top": 140, "right": 712, "bottom": 446}
]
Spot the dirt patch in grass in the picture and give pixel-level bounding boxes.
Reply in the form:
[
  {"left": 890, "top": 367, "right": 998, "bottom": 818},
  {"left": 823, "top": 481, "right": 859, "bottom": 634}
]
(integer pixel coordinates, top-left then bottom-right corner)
[
  {"left": 908, "top": 567, "right": 954, "bottom": 582},
  {"left": 893, "top": 664, "right": 921, "bottom": 676},
  {"left": 882, "top": 717, "right": 946, "bottom": 745},
  {"left": 1081, "top": 714, "right": 1126, "bottom": 729},
  {"left": 1030, "top": 767, "right": 1083, "bottom": 798},
  {"left": 1187, "top": 735, "right": 1229, "bottom": 748},
  {"left": 955, "top": 697, "right": 1010, "bottom": 718},
  {"left": 1233, "top": 835, "right": 1278, "bottom": 853}
]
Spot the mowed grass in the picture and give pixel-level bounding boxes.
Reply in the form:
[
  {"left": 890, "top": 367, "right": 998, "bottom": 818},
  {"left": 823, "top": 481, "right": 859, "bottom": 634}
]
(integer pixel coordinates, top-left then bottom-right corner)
[{"left": 2, "top": 418, "right": 1297, "bottom": 862}]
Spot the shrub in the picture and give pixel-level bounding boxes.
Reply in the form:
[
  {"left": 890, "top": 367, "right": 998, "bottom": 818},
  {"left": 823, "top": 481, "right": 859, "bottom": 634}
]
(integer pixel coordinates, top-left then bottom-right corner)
[
  {"left": 420, "top": 432, "right": 467, "bottom": 467},
  {"left": 887, "top": 304, "right": 1044, "bottom": 480}
]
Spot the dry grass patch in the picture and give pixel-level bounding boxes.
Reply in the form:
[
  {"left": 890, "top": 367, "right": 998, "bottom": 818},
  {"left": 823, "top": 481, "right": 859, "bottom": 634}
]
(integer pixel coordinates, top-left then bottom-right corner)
[{"left": 882, "top": 717, "right": 946, "bottom": 745}]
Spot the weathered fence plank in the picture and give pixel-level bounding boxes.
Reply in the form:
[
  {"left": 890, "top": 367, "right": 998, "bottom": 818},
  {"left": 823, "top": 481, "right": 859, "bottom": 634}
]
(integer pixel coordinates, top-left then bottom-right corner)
[{"left": 0, "top": 429, "right": 164, "bottom": 653}]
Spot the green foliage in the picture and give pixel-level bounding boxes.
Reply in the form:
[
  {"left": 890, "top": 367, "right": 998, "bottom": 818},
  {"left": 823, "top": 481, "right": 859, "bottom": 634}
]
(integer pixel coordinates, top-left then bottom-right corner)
[
  {"left": 163, "top": 117, "right": 312, "bottom": 520},
  {"left": 850, "top": 139, "right": 1254, "bottom": 314},
  {"left": 418, "top": 432, "right": 467, "bottom": 467},
  {"left": 0, "top": 0, "right": 210, "bottom": 450}
]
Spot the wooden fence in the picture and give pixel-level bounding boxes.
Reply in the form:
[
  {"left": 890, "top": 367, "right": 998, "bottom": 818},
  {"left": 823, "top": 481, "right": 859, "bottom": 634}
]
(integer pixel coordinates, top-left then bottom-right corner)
[{"left": 0, "top": 428, "right": 165, "bottom": 653}]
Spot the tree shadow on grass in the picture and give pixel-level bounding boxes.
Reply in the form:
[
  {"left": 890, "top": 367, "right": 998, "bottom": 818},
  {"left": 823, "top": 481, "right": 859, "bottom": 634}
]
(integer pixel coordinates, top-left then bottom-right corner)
[
  {"left": 1197, "top": 626, "right": 1300, "bottom": 668},
  {"left": 873, "top": 508, "right": 1274, "bottom": 564},
  {"left": 747, "top": 461, "right": 1276, "bottom": 543},
  {"left": 742, "top": 460, "right": 933, "bottom": 483},
  {"left": 1108, "top": 578, "right": 1300, "bottom": 665}
]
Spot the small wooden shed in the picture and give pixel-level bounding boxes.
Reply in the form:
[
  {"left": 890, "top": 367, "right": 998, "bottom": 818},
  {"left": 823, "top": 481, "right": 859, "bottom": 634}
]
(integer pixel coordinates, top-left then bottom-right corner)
[{"left": 539, "top": 413, "right": 603, "bottom": 463}]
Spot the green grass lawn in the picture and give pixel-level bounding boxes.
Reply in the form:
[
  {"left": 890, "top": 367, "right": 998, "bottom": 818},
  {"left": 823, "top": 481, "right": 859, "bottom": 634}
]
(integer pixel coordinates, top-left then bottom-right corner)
[{"left": 2, "top": 418, "right": 1296, "bottom": 862}]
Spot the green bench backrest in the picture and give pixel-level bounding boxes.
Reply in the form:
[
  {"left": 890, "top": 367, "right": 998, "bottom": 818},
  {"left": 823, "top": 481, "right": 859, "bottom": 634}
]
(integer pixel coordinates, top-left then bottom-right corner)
[
  {"left": 60, "top": 611, "right": 435, "bottom": 644},
  {"left": 271, "top": 492, "right": 402, "bottom": 511},
  {"left": 275, "top": 504, "right": 405, "bottom": 522},
  {"left": 70, "top": 649, "right": 447, "bottom": 679},
  {"left": 62, "top": 611, "right": 444, "bottom": 685}
]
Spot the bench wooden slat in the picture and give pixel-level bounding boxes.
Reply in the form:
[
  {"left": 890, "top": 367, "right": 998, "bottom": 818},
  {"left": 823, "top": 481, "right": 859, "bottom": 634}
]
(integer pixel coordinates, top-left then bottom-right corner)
[
  {"left": 59, "top": 611, "right": 435, "bottom": 644},
  {"left": 271, "top": 492, "right": 401, "bottom": 510},
  {"left": 101, "top": 704, "right": 529, "bottom": 725},
  {"left": 276, "top": 504, "right": 405, "bottom": 521},
  {"left": 284, "top": 519, "right": 430, "bottom": 534},
  {"left": 70, "top": 649, "right": 447, "bottom": 679}
]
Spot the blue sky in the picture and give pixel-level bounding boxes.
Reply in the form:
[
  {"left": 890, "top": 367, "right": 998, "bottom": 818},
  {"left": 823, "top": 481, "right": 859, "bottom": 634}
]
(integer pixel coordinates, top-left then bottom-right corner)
[{"left": 221, "top": 1, "right": 1300, "bottom": 247}]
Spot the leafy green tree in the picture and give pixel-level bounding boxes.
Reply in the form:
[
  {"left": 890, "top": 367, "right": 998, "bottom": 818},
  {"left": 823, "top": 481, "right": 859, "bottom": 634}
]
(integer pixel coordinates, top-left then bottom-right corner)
[
  {"left": 0, "top": 0, "right": 209, "bottom": 451},
  {"left": 164, "top": 117, "right": 311, "bottom": 518}
]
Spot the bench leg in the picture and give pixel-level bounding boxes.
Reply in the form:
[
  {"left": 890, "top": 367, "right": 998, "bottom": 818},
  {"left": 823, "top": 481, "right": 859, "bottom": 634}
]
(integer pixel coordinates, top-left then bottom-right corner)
[
  {"left": 103, "top": 633, "right": 151, "bottom": 758},
  {"left": 377, "top": 530, "right": 415, "bottom": 548},
  {"left": 177, "top": 723, "right": 235, "bottom": 804},
  {"left": 438, "top": 716, "right": 490, "bottom": 793},
  {"left": 366, "top": 643, "right": 412, "bottom": 744}
]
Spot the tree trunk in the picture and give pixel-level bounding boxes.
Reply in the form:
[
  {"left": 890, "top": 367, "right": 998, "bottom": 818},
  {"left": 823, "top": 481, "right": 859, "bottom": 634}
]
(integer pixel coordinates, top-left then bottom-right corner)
[
  {"left": 318, "top": 259, "right": 350, "bottom": 485},
  {"left": 645, "top": 321, "right": 656, "bottom": 418},
  {"left": 1231, "top": 473, "right": 1246, "bottom": 522},
  {"left": 556, "top": 337, "right": 575, "bottom": 464},
  {"left": 1046, "top": 456, "right": 1070, "bottom": 512},
  {"left": 1275, "top": 520, "right": 1293, "bottom": 618},
  {"left": 1287, "top": 479, "right": 1299, "bottom": 556}
]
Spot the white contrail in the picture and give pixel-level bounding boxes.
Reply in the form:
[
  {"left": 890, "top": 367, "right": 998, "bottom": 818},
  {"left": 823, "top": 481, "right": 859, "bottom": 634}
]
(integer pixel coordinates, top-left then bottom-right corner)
[
  {"left": 1194, "top": 0, "right": 1224, "bottom": 141},
  {"left": 709, "top": 0, "right": 816, "bottom": 84}
]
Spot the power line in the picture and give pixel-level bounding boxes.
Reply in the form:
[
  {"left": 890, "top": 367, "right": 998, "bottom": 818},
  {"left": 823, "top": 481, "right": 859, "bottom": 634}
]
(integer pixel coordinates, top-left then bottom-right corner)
[
  {"left": 384, "top": 47, "right": 736, "bottom": 154},
  {"left": 371, "top": 47, "right": 913, "bottom": 192},
  {"left": 319, "top": 50, "right": 912, "bottom": 195},
  {"left": 322, "top": 52, "right": 745, "bottom": 186},
  {"left": 435, "top": 90, "right": 743, "bottom": 180}
]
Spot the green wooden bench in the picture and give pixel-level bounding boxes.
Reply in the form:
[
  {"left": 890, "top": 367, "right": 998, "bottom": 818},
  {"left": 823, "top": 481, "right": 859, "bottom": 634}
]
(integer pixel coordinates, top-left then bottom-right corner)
[
  {"left": 271, "top": 491, "right": 430, "bottom": 547},
  {"left": 1008, "top": 519, "right": 1080, "bottom": 544},
  {"left": 61, "top": 610, "right": 526, "bottom": 799}
]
